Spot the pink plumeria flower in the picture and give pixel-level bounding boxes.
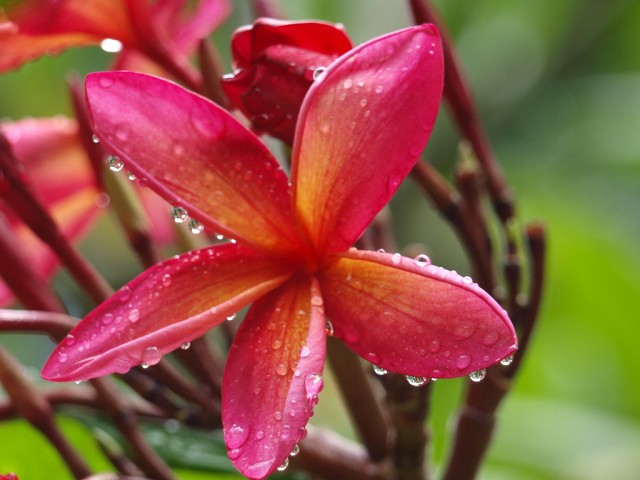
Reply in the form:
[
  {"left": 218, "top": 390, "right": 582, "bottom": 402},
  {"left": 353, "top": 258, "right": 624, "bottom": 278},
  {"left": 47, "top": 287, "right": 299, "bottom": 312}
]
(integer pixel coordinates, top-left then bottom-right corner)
[
  {"left": 42, "top": 25, "right": 517, "bottom": 479},
  {"left": 0, "top": 0, "right": 230, "bottom": 83}
]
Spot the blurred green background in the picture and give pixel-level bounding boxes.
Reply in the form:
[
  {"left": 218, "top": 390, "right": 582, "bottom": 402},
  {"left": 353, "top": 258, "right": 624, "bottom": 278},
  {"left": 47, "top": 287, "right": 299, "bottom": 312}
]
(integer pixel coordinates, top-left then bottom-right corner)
[{"left": 1, "top": 0, "right": 639, "bottom": 479}]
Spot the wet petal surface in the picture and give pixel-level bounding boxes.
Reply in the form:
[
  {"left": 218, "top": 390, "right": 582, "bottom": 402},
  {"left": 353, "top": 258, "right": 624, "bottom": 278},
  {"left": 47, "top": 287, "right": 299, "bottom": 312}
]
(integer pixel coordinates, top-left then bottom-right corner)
[{"left": 318, "top": 249, "right": 517, "bottom": 378}]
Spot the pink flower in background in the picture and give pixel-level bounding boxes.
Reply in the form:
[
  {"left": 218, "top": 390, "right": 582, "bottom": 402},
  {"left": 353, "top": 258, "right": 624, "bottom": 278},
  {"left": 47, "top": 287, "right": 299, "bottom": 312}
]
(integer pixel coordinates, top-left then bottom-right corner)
[
  {"left": 42, "top": 25, "right": 517, "bottom": 479},
  {"left": 0, "top": 0, "right": 230, "bottom": 80},
  {"left": 222, "top": 18, "right": 352, "bottom": 144},
  {"left": 0, "top": 117, "right": 101, "bottom": 306}
]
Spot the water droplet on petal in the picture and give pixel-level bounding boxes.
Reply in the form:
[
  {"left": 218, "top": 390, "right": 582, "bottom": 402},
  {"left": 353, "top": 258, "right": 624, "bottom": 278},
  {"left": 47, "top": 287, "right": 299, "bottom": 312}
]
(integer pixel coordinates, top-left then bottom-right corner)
[
  {"left": 91, "top": 134, "right": 100, "bottom": 144},
  {"left": 290, "top": 444, "right": 300, "bottom": 457},
  {"left": 102, "top": 313, "right": 114, "bottom": 325},
  {"left": 64, "top": 334, "right": 76, "bottom": 346},
  {"left": 343, "top": 78, "right": 353, "bottom": 89},
  {"left": 463, "top": 276, "right": 473, "bottom": 284},
  {"left": 75, "top": 380, "right": 83, "bottom": 385},
  {"left": 161, "top": 274, "right": 172, "bottom": 287},
  {"left": 391, "top": 252, "right": 402, "bottom": 264},
  {"left": 58, "top": 353, "right": 68, "bottom": 363},
  {"left": 311, "top": 295, "right": 323, "bottom": 306},
  {"left": 117, "top": 286, "right": 132, "bottom": 302},
  {"left": 500, "top": 354, "right": 514, "bottom": 366},
  {"left": 255, "top": 430, "right": 264, "bottom": 440},
  {"left": 456, "top": 354, "right": 472, "bottom": 370},
  {"left": 100, "top": 38, "right": 123, "bottom": 53},
  {"left": 228, "top": 448, "right": 241, "bottom": 460},
  {"left": 277, "top": 458, "right": 289, "bottom": 471},
  {"left": 373, "top": 365, "right": 387, "bottom": 376},
  {"left": 128, "top": 308, "right": 140, "bottom": 323},
  {"left": 180, "top": 342, "right": 191, "bottom": 350},
  {"left": 414, "top": 254, "right": 431, "bottom": 267},
  {"left": 482, "top": 331, "right": 500, "bottom": 346},
  {"left": 188, "top": 218, "right": 204, "bottom": 234},
  {"left": 226, "top": 424, "right": 250, "bottom": 449},
  {"left": 429, "top": 339, "right": 441, "bottom": 353},
  {"left": 98, "top": 76, "right": 114, "bottom": 88},
  {"left": 272, "top": 339, "right": 282, "bottom": 350},
  {"left": 226, "top": 313, "right": 236, "bottom": 321},
  {"left": 141, "top": 346, "right": 161, "bottom": 367},
  {"left": 300, "top": 346, "right": 310, "bottom": 358},
  {"left": 360, "top": 98, "right": 368, "bottom": 108},
  {"left": 108, "top": 155, "right": 123, "bottom": 172},
  {"left": 469, "top": 369, "right": 486, "bottom": 382},
  {"left": 325, "top": 320, "right": 334, "bottom": 336},
  {"left": 375, "top": 84, "right": 384, "bottom": 94},
  {"left": 126, "top": 171, "right": 136, "bottom": 181},
  {"left": 312, "top": 67, "right": 327, "bottom": 81},
  {"left": 406, "top": 376, "right": 429, "bottom": 387},
  {"left": 276, "top": 364, "right": 287, "bottom": 376},
  {"left": 171, "top": 206, "right": 189, "bottom": 223},
  {"left": 366, "top": 352, "right": 381, "bottom": 364},
  {"left": 305, "top": 374, "right": 324, "bottom": 398}
]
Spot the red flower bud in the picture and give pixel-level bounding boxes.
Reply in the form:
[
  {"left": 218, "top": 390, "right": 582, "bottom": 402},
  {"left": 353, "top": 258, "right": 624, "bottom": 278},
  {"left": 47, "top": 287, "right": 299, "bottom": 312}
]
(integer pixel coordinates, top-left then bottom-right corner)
[{"left": 222, "top": 18, "right": 352, "bottom": 145}]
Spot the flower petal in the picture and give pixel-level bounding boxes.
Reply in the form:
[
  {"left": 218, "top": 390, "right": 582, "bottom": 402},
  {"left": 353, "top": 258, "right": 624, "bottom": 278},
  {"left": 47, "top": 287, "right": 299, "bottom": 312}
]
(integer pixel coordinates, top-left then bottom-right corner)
[
  {"left": 86, "top": 71, "right": 308, "bottom": 258},
  {"left": 42, "top": 243, "right": 294, "bottom": 382},
  {"left": 291, "top": 25, "right": 444, "bottom": 256},
  {"left": 318, "top": 249, "right": 517, "bottom": 378},
  {"left": 222, "top": 275, "right": 326, "bottom": 479}
]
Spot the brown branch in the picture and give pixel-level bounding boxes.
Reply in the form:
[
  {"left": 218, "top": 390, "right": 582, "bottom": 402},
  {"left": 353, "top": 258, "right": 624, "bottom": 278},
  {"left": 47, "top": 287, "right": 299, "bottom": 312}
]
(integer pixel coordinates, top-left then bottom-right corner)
[
  {"left": 0, "top": 347, "right": 93, "bottom": 479},
  {"left": 326, "top": 337, "right": 391, "bottom": 462}
]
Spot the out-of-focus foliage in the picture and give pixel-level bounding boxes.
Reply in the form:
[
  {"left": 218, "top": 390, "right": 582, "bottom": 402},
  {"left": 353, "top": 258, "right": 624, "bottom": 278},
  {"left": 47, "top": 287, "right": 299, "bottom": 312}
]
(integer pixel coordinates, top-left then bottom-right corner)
[{"left": 1, "top": 1, "right": 638, "bottom": 478}]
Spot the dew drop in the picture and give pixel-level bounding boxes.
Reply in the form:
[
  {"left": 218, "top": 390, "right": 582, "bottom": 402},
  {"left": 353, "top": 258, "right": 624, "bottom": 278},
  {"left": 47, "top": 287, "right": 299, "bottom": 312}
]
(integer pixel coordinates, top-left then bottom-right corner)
[
  {"left": 228, "top": 448, "right": 241, "bottom": 460},
  {"left": 180, "top": 342, "right": 191, "bottom": 350},
  {"left": 463, "top": 276, "right": 473, "bottom": 284},
  {"left": 482, "top": 331, "right": 500, "bottom": 346},
  {"left": 276, "top": 364, "right": 287, "bottom": 376},
  {"left": 114, "top": 358, "right": 132, "bottom": 374},
  {"left": 414, "top": 254, "right": 431, "bottom": 267},
  {"left": 98, "top": 76, "right": 114, "bottom": 88},
  {"left": 429, "top": 339, "right": 441, "bottom": 353},
  {"left": 360, "top": 98, "right": 368, "bottom": 108},
  {"left": 126, "top": 171, "right": 136, "bottom": 181},
  {"left": 91, "top": 134, "right": 100, "bottom": 144},
  {"left": 298, "top": 427, "right": 308, "bottom": 441},
  {"left": 500, "top": 354, "right": 514, "bottom": 366},
  {"left": 100, "top": 38, "right": 123, "bottom": 53},
  {"left": 391, "top": 252, "right": 402, "bottom": 264},
  {"left": 141, "top": 346, "right": 161, "bottom": 367},
  {"left": 273, "top": 411, "right": 282, "bottom": 421},
  {"left": 255, "top": 430, "right": 264, "bottom": 440},
  {"left": 373, "top": 365, "right": 387, "bottom": 376},
  {"left": 188, "top": 218, "right": 204, "bottom": 234},
  {"left": 108, "top": 155, "right": 123, "bottom": 172},
  {"left": 64, "top": 334, "right": 76, "bottom": 346},
  {"left": 469, "top": 369, "right": 486, "bottom": 382},
  {"left": 300, "top": 346, "right": 310, "bottom": 358},
  {"left": 290, "top": 444, "right": 300, "bottom": 457},
  {"left": 406, "top": 375, "right": 429, "bottom": 387},
  {"left": 375, "top": 84, "right": 384, "bottom": 94},
  {"left": 312, "top": 67, "right": 327, "bottom": 81},
  {"left": 277, "top": 458, "right": 289, "bottom": 472},
  {"left": 456, "top": 354, "right": 472, "bottom": 370},
  {"left": 102, "top": 313, "right": 114, "bottom": 325},
  {"left": 226, "top": 313, "right": 236, "bottom": 321},
  {"left": 226, "top": 424, "right": 250, "bottom": 449},
  {"left": 454, "top": 323, "right": 476, "bottom": 340},
  {"left": 161, "top": 273, "right": 172, "bottom": 287},
  {"left": 366, "top": 352, "right": 381, "bottom": 364},
  {"left": 305, "top": 374, "right": 324, "bottom": 398},
  {"left": 75, "top": 380, "right": 83, "bottom": 385},
  {"left": 171, "top": 206, "right": 189, "bottom": 223},
  {"left": 58, "top": 353, "right": 68, "bottom": 363},
  {"left": 117, "top": 286, "right": 132, "bottom": 302},
  {"left": 289, "top": 409, "right": 296, "bottom": 418},
  {"left": 310, "top": 295, "right": 323, "bottom": 306},
  {"left": 325, "top": 320, "right": 334, "bottom": 336},
  {"left": 128, "top": 308, "right": 140, "bottom": 323},
  {"left": 272, "top": 339, "right": 282, "bottom": 350},
  {"left": 343, "top": 78, "right": 353, "bottom": 89}
]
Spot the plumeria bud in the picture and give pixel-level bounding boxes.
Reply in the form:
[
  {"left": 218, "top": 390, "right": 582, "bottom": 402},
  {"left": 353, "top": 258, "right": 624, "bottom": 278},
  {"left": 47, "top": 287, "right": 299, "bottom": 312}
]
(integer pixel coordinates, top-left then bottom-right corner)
[{"left": 222, "top": 18, "right": 352, "bottom": 145}]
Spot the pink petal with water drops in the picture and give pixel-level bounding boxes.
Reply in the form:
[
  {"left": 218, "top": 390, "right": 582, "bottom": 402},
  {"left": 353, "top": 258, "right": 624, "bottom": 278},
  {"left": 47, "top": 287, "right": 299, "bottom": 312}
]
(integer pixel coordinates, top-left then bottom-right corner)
[
  {"left": 85, "top": 71, "right": 307, "bottom": 258},
  {"left": 318, "top": 249, "right": 517, "bottom": 378},
  {"left": 291, "top": 25, "right": 443, "bottom": 256},
  {"left": 222, "top": 276, "right": 326, "bottom": 480},
  {"left": 42, "top": 243, "right": 294, "bottom": 382}
]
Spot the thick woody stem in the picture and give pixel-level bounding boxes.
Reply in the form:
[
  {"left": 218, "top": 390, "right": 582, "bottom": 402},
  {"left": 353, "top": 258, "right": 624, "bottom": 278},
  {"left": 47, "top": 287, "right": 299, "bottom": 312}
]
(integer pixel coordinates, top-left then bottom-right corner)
[
  {"left": 379, "top": 374, "right": 431, "bottom": 480},
  {"left": 91, "top": 377, "right": 176, "bottom": 480},
  {"left": 326, "top": 337, "right": 391, "bottom": 462},
  {"left": 292, "top": 427, "right": 391, "bottom": 480},
  {"left": 0, "top": 134, "right": 113, "bottom": 304},
  {"left": 0, "top": 309, "right": 76, "bottom": 338},
  {"left": 0, "top": 347, "right": 93, "bottom": 479},
  {"left": 442, "top": 224, "right": 546, "bottom": 479},
  {"left": 409, "top": 0, "right": 515, "bottom": 225},
  {"left": 0, "top": 221, "right": 66, "bottom": 313}
]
